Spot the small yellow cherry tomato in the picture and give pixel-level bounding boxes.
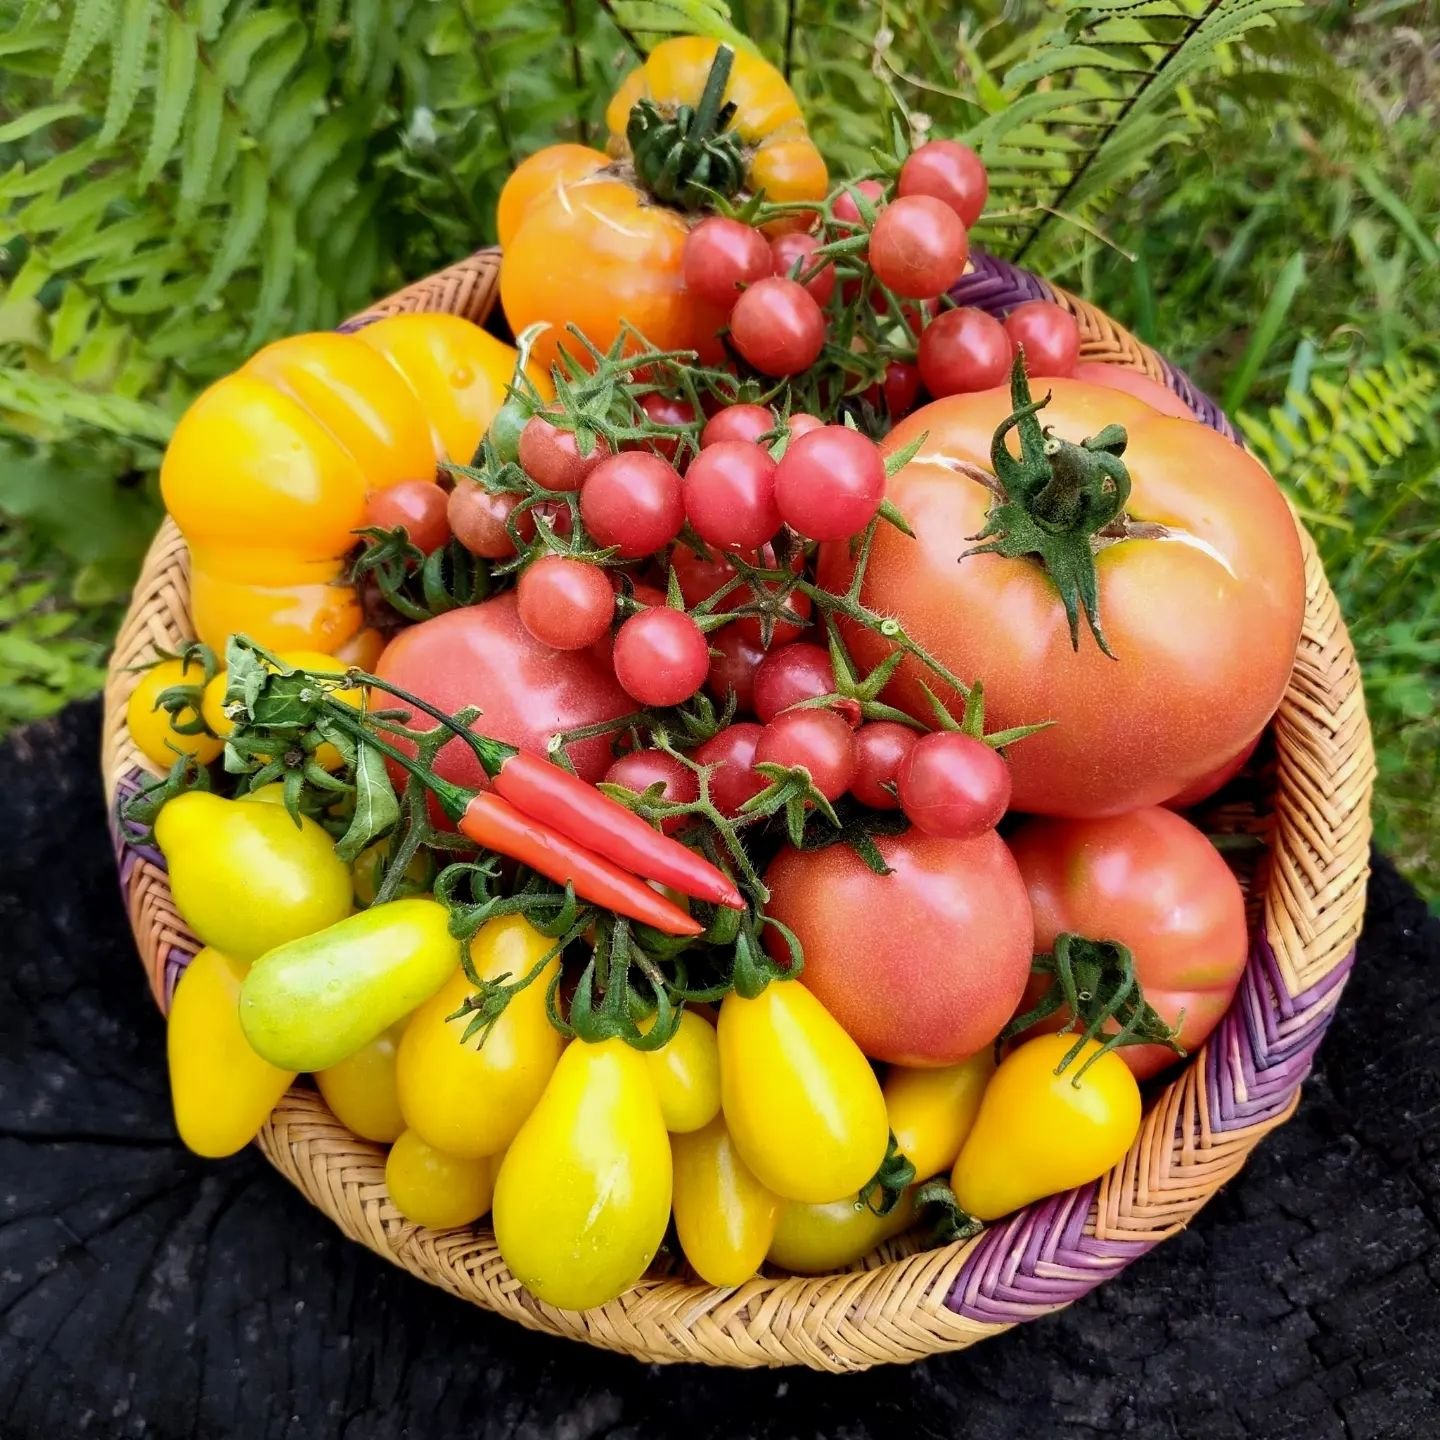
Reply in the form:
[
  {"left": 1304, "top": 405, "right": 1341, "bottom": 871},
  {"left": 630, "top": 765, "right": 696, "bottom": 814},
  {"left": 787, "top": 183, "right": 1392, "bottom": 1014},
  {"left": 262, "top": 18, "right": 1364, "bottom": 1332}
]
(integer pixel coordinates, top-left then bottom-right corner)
[
  {"left": 493, "top": 1037, "right": 672, "bottom": 1310},
  {"left": 395, "top": 915, "right": 563, "bottom": 1158},
  {"left": 884, "top": 1050, "right": 996, "bottom": 1181},
  {"left": 672, "top": 1116, "right": 779, "bottom": 1287},
  {"left": 126, "top": 655, "right": 222, "bottom": 769},
  {"left": 167, "top": 947, "right": 295, "bottom": 1158},
  {"left": 643, "top": 1009, "right": 721, "bottom": 1133},
  {"left": 717, "top": 981, "right": 889, "bottom": 1204},
  {"left": 497, "top": 142, "right": 609, "bottom": 250},
  {"left": 951, "top": 1034, "right": 1143, "bottom": 1222},
  {"left": 767, "top": 1190, "right": 916, "bottom": 1275},
  {"left": 315, "top": 1023, "right": 407, "bottom": 1143},
  {"left": 200, "top": 649, "right": 362, "bottom": 772},
  {"left": 385, "top": 1129, "right": 498, "bottom": 1229},
  {"left": 154, "top": 790, "right": 352, "bottom": 963}
]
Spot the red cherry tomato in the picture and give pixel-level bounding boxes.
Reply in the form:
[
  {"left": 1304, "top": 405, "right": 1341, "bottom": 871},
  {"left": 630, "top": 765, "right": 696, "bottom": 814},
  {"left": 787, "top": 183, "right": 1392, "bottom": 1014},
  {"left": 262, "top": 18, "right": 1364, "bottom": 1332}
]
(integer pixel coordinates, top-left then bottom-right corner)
[
  {"left": 881, "top": 361, "right": 922, "bottom": 420},
  {"left": 1004, "top": 300, "right": 1080, "bottom": 378},
  {"left": 705, "top": 624, "right": 767, "bottom": 714},
  {"left": 515, "top": 555, "right": 614, "bottom": 651},
  {"left": 752, "top": 642, "right": 834, "bottom": 724},
  {"left": 898, "top": 139, "right": 989, "bottom": 228},
  {"left": 833, "top": 179, "right": 885, "bottom": 232},
  {"left": 701, "top": 404, "right": 775, "bottom": 448},
  {"left": 785, "top": 412, "right": 825, "bottom": 440},
  {"left": 519, "top": 413, "right": 610, "bottom": 492},
  {"left": 770, "top": 232, "right": 836, "bottom": 305},
  {"left": 917, "top": 307, "right": 1013, "bottom": 397},
  {"left": 754, "top": 708, "right": 856, "bottom": 802},
  {"left": 765, "top": 828, "right": 1033, "bottom": 1065},
  {"left": 683, "top": 217, "right": 773, "bottom": 308},
  {"left": 637, "top": 391, "right": 698, "bottom": 464},
  {"left": 773, "top": 425, "right": 886, "bottom": 541},
  {"left": 448, "top": 485, "right": 533, "bottom": 559},
  {"left": 612, "top": 607, "right": 709, "bottom": 706},
  {"left": 729, "top": 277, "right": 826, "bottom": 378},
  {"left": 850, "top": 722, "right": 918, "bottom": 810},
  {"left": 868, "top": 195, "right": 969, "bottom": 300},
  {"left": 365, "top": 480, "right": 450, "bottom": 554},
  {"left": 580, "top": 452, "right": 685, "bottom": 558},
  {"left": 1008, "top": 807, "right": 1248, "bottom": 1078},
  {"left": 896, "top": 731, "right": 1011, "bottom": 838},
  {"left": 603, "top": 750, "right": 699, "bottom": 835},
  {"left": 694, "top": 723, "right": 765, "bottom": 816},
  {"left": 682, "top": 441, "right": 781, "bottom": 551}
]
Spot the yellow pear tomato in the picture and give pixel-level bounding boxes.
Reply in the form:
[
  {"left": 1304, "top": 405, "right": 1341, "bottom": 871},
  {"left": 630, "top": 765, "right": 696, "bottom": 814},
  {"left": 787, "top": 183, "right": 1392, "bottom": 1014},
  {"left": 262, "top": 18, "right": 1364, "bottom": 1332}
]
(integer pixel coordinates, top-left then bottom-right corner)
[
  {"left": 385, "top": 1129, "right": 498, "bottom": 1230},
  {"left": 154, "top": 790, "right": 352, "bottom": 963},
  {"left": 167, "top": 947, "right": 295, "bottom": 1158},
  {"left": 493, "top": 1037, "right": 672, "bottom": 1310},
  {"left": 884, "top": 1050, "right": 996, "bottom": 1182},
  {"left": 767, "top": 1190, "right": 917, "bottom": 1276},
  {"left": 951, "top": 1034, "right": 1142, "bottom": 1221},
  {"left": 672, "top": 1116, "right": 779, "bottom": 1288},
  {"left": 643, "top": 1009, "right": 721, "bottom": 1134},
  {"left": 315, "top": 1023, "right": 407, "bottom": 1144},
  {"left": 717, "top": 981, "right": 889, "bottom": 1204},
  {"left": 395, "top": 915, "right": 563, "bottom": 1158}
]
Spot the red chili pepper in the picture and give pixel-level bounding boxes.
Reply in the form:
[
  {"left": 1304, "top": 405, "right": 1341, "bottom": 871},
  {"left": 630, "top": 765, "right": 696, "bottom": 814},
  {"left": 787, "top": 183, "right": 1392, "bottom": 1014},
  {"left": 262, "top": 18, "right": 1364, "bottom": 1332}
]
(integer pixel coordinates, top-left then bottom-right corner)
[
  {"left": 458, "top": 792, "right": 703, "bottom": 937},
  {"left": 491, "top": 751, "right": 743, "bottom": 910},
  {"left": 353, "top": 670, "right": 742, "bottom": 911}
]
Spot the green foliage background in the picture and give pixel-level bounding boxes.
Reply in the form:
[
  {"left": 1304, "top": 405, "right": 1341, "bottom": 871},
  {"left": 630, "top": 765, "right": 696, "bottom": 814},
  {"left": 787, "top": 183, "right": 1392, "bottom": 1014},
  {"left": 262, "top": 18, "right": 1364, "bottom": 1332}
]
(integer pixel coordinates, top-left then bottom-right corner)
[{"left": 1, "top": 0, "right": 1436, "bottom": 891}]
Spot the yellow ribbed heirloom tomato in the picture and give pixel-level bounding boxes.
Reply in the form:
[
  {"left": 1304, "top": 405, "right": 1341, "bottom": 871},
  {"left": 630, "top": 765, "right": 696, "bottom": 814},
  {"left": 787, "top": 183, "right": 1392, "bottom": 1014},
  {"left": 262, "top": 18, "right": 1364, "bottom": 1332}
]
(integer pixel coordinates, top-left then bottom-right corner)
[
  {"left": 394, "top": 915, "right": 563, "bottom": 1158},
  {"left": 167, "top": 946, "right": 295, "bottom": 1158},
  {"left": 161, "top": 315, "right": 542, "bottom": 655},
  {"left": 125, "top": 654, "right": 222, "bottom": 770},
  {"left": 385, "top": 1130, "right": 499, "bottom": 1230},
  {"left": 492, "top": 1037, "right": 672, "bottom": 1311},
  {"left": 642, "top": 1008, "right": 721, "bottom": 1134},
  {"left": 951, "top": 1034, "right": 1142, "bottom": 1221},
  {"left": 153, "top": 791, "right": 352, "bottom": 963},
  {"left": 315, "top": 1023, "right": 407, "bottom": 1144},
  {"left": 717, "top": 980, "right": 889, "bottom": 1204},
  {"left": 672, "top": 1115, "right": 779, "bottom": 1287},
  {"left": 239, "top": 898, "right": 458, "bottom": 1072},
  {"left": 496, "top": 142, "right": 609, "bottom": 252}
]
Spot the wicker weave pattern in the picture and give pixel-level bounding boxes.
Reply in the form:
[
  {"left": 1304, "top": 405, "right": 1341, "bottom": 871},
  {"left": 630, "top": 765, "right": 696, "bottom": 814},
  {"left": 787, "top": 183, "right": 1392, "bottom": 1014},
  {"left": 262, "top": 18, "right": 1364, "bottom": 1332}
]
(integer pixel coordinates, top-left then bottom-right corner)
[{"left": 102, "top": 246, "right": 1373, "bottom": 1370}]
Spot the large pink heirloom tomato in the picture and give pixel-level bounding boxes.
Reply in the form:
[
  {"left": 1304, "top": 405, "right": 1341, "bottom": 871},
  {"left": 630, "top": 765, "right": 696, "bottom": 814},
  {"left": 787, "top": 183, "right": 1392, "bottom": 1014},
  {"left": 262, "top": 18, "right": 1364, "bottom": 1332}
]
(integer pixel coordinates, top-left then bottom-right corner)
[
  {"left": 375, "top": 593, "right": 633, "bottom": 796},
  {"left": 819, "top": 379, "right": 1306, "bottom": 816}
]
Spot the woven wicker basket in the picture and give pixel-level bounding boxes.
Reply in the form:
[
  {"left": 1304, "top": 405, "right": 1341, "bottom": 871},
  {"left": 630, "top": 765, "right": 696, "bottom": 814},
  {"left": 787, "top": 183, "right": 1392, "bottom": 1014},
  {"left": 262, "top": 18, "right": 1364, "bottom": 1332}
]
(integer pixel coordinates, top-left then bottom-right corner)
[{"left": 101, "top": 247, "right": 1374, "bottom": 1371}]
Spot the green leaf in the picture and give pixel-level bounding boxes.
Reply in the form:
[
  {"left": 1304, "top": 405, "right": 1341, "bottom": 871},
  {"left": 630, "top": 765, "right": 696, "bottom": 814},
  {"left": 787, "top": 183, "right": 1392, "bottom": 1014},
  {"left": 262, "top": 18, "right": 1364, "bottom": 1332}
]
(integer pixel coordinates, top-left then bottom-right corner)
[
  {"left": 0, "top": 102, "right": 84, "bottom": 143},
  {"left": 178, "top": 64, "right": 225, "bottom": 224},
  {"left": 335, "top": 740, "right": 400, "bottom": 863},
  {"left": 139, "top": 10, "right": 199, "bottom": 185},
  {"left": 198, "top": 149, "right": 269, "bottom": 302},
  {"left": 99, "top": 0, "right": 157, "bottom": 144},
  {"left": 55, "top": 0, "right": 114, "bottom": 91},
  {"left": 1222, "top": 252, "right": 1305, "bottom": 414}
]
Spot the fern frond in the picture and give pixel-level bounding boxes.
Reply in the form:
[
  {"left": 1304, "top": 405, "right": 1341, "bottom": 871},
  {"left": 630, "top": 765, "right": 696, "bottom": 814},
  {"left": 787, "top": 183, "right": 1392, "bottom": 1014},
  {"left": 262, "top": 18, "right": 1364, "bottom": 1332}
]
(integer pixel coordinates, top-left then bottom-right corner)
[
  {"left": 55, "top": 0, "right": 114, "bottom": 92},
  {"left": 99, "top": 0, "right": 158, "bottom": 144},
  {"left": 600, "top": 0, "right": 754, "bottom": 55},
  {"left": 965, "top": 0, "right": 1303, "bottom": 261},
  {"left": 1240, "top": 355, "right": 1439, "bottom": 518}
]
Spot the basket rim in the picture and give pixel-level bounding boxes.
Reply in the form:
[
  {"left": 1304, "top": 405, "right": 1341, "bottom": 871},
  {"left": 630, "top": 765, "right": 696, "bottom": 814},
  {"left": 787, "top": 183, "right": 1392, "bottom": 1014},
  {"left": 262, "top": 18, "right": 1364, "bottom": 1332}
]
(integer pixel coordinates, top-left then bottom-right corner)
[{"left": 101, "top": 245, "right": 1375, "bottom": 1372}]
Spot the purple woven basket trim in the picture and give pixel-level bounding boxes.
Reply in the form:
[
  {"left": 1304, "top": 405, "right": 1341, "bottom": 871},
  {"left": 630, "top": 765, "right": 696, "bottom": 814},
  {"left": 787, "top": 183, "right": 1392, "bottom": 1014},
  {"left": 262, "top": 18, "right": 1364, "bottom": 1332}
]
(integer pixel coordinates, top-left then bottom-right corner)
[
  {"left": 954, "top": 251, "right": 1239, "bottom": 443},
  {"left": 111, "top": 765, "right": 196, "bottom": 1011}
]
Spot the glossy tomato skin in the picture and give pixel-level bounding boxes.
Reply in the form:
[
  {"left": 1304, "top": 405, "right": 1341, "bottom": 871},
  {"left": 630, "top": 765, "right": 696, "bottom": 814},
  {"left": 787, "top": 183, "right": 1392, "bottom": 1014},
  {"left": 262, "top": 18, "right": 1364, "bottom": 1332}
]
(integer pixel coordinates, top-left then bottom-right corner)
[
  {"left": 849, "top": 722, "right": 918, "bottom": 809},
  {"left": 770, "top": 232, "right": 835, "bottom": 304},
  {"left": 385, "top": 1130, "right": 498, "bottom": 1230},
  {"left": 673, "top": 1117, "right": 780, "bottom": 1286},
  {"left": 643, "top": 1010, "right": 722, "bottom": 1133},
  {"left": 316, "top": 1023, "right": 406, "bottom": 1143},
  {"left": 755, "top": 708, "right": 856, "bottom": 801},
  {"left": 705, "top": 624, "right": 767, "bottom": 713},
  {"left": 868, "top": 195, "right": 969, "bottom": 299},
  {"left": 364, "top": 480, "right": 450, "bottom": 554},
  {"left": 603, "top": 749, "right": 699, "bottom": 834},
  {"left": 764, "top": 828, "right": 1034, "bottom": 1065},
  {"left": 701, "top": 404, "right": 775, "bottom": 447},
  {"left": 516, "top": 556, "right": 614, "bottom": 650},
  {"left": 1007, "top": 807, "right": 1249, "bottom": 1078},
  {"left": 898, "top": 139, "right": 988, "bottom": 227},
  {"left": 729, "top": 277, "right": 826, "bottom": 377},
  {"left": 694, "top": 723, "right": 765, "bottom": 815},
  {"left": 376, "top": 592, "right": 634, "bottom": 789},
  {"left": 1003, "top": 301, "right": 1080, "bottom": 377},
  {"left": 612, "top": 607, "right": 709, "bottom": 706},
  {"left": 896, "top": 730, "right": 1012, "bottom": 839},
  {"left": 917, "top": 307, "right": 1011, "bottom": 397},
  {"left": 752, "top": 641, "right": 834, "bottom": 723},
  {"left": 819, "top": 382, "right": 1306, "bottom": 816},
  {"left": 496, "top": 143, "right": 608, "bottom": 250},
  {"left": 1071, "top": 361, "right": 1198, "bottom": 420},
  {"left": 767, "top": 1190, "right": 914, "bottom": 1275}
]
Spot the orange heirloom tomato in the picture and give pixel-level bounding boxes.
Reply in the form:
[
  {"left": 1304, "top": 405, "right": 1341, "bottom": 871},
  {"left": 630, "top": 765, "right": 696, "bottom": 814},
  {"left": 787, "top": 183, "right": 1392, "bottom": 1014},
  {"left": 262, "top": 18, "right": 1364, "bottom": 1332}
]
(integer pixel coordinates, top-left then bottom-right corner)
[
  {"left": 162, "top": 315, "right": 543, "bottom": 655},
  {"left": 501, "top": 177, "right": 730, "bottom": 373},
  {"left": 604, "top": 37, "right": 827, "bottom": 219},
  {"left": 496, "top": 143, "right": 609, "bottom": 250}
]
